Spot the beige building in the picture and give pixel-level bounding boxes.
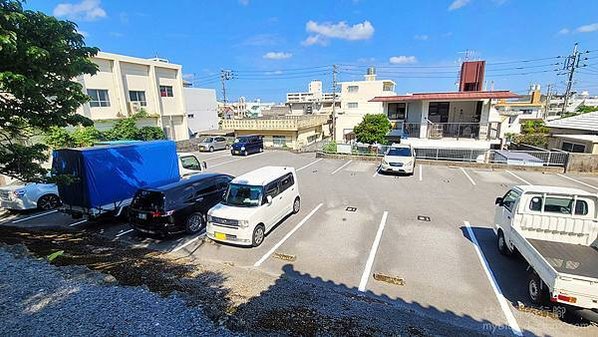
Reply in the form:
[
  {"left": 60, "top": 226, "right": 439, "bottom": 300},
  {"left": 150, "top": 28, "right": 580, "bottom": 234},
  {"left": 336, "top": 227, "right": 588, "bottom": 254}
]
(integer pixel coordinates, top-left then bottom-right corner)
[
  {"left": 220, "top": 115, "right": 330, "bottom": 150},
  {"left": 76, "top": 52, "right": 189, "bottom": 140},
  {"left": 335, "top": 69, "right": 396, "bottom": 142}
]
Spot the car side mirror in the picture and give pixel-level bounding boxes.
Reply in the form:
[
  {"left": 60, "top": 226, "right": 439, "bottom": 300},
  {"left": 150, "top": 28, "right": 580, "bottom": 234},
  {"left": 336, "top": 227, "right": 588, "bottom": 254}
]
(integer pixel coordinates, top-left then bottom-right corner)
[
  {"left": 202, "top": 161, "right": 208, "bottom": 170},
  {"left": 495, "top": 197, "right": 503, "bottom": 206},
  {"left": 266, "top": 195, "right": 273, "bottom": 205}
]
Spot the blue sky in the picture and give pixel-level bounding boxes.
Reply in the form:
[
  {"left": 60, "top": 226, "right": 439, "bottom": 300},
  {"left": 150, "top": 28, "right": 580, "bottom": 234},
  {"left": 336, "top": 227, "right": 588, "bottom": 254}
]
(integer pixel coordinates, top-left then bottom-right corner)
[{"left": 30, "top": 0, "right": 598, "bottom": 102}]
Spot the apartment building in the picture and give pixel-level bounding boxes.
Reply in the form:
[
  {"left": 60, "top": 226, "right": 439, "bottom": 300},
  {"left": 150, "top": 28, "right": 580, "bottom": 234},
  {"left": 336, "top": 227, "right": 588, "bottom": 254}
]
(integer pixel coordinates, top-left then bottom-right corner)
[
  {"left": 184, "top": 87, "right": 218, "bottom": 136},
  {"left": 494, "top": 84, "right": 545, "bottom": 136},
  {"left": 286, "top": 80, "right": 339, "bottom": 115},
  {"left": 76, "top": 52, "right": 189, "bottom": 141},
  {"left": 335, "top": 68, "right": 396, "bottom": 141}
]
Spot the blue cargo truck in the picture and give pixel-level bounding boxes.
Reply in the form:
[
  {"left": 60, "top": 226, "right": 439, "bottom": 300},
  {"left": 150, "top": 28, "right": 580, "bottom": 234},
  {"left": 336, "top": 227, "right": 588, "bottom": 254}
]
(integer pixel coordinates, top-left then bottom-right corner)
[{"left": 52, "top": 140, "right": 197, "bottom": 219}]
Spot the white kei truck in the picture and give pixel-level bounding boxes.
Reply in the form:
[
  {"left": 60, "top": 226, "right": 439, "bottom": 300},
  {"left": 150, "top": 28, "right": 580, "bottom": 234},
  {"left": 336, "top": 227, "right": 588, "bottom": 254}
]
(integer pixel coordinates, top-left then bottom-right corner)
[{"left": 494, "top": 185, "right": 598, "bottom": 322}]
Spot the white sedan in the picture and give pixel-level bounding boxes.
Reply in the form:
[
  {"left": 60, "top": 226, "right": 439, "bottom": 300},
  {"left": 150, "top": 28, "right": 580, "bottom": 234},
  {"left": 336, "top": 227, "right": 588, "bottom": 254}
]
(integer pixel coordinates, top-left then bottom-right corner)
[
  {"left": 380, "top": 144, "right": 416, "bottom": 175},
  {"left": 0, "top": 182, "right": 61, "bottom": 210}
]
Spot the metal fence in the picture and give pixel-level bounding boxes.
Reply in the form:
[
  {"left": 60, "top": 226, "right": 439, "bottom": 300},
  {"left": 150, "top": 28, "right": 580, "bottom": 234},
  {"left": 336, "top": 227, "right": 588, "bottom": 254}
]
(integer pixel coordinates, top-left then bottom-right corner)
[{"left": 320, "top": 142, "right": 569, "bottom": 167}]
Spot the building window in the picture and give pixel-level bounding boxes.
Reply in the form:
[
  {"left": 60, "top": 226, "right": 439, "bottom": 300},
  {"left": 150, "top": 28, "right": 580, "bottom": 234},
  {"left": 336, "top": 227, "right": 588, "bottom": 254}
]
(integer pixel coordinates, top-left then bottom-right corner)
[
  {"left": 187, "top": 114, "right": 194, "bottom": 119},
  {"left": 521, "top": 109, "right": 533, "bottom": 115},
  {"left": 160, "top": 85, "right": 174, "bottom": 97},
  {"left": 87, "top": 89, "right": 110, "bottom": 107},
  {"left": 562, "top": 141, "right": 586, "bottom": 153},
  {"left": 387, "top": 103, "right": 406, "bottom": 120},
  {"left": 508, "top": 116, "right": 517, "bottom": 125},
  {"left": 347, "top": 102, "right": 358, "bottom": 109},
  {"left": 307, "top": 134, "right": 318, "bottom": 144},
  {"left": 128, "top": 91, "right": 147, "bottom": 106},
  {"left": 383, "top": 82, "right": 394, "bottom": 92},
  {"left": 347, "top": 85, "right": 359, "bottom": 93},
  {"left": 273, "top": 135, "right": 286, "bottom": 147}
]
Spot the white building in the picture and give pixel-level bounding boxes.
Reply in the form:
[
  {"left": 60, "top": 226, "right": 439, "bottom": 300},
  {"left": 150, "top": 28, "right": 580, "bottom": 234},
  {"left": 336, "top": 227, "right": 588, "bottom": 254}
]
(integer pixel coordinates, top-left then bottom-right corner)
[
  {"left": 184, "top": 88, "right": 218, "bottom": 136},
  {"left": 335, "top": 69, "right": 396, "bottom": 141},
  {"left": 546, "top": 91, "right": 598, "bottom": 118},
  {"left": 494, "top": 84, "right": 545, "bottom": 136},
  {"left": 76, "top": 52, "right": 189, "bottom": 141},
  {"left": 286, "top": 80, "right": 339, "bottom": 116}
]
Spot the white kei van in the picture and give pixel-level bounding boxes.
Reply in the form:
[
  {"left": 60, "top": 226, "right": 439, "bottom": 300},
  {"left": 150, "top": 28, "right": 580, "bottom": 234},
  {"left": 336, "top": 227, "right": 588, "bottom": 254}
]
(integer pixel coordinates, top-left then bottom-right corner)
[{"left": 207, "top": 166, "right": 300, "bottom": 247}]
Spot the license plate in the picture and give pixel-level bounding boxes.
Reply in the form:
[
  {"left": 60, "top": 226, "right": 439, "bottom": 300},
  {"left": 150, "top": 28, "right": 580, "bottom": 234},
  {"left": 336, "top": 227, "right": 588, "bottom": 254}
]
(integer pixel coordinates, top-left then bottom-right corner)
[
  {"left": 214, "top": 232, "right": 226, "bottom": 240},
  {"left": 138, "top": 213, "right": 147, "bottom": 220}
]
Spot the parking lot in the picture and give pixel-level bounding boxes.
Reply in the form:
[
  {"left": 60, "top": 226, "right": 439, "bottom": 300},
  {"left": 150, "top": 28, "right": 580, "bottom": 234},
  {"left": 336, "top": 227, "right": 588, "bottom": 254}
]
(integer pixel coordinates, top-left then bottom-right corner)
[{"left": 3, "top": 149, "right": 598, "bottom": 336}]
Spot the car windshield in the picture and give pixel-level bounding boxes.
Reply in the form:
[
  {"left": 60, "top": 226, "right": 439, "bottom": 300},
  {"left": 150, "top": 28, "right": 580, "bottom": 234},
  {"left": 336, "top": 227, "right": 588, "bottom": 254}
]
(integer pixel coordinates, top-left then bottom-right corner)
[
  {"left": 387, "top": 147, "right": 411, "bottom": 157},
  {"left": 180, "top": 155, "right": 201, "bottom": 170},
  {"left": 223, "top": 184, "right": 262, "bottom": 207},
  {"left": 203, "top": 137, "right": 214, "bottom": 143}
]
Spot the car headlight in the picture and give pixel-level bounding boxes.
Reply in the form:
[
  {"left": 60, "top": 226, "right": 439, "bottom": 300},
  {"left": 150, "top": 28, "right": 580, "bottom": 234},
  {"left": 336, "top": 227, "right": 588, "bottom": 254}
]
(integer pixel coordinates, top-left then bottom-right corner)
[
  {"left": 382, "top": 160, "right": 388, "bottom": 165},
  {"left": 404, "top": 160, "right": 412, "bottom": 166},
  {"left": 13, "top": 190, "right": 26, "bottom": 198},
  {"left": 241, "top": 146, "right": 245, "bottom": 151},
  {"left": 207, "top": 215, "right": 213, "bottom": 222},
  {"left": 238, "top": 220, "right": 250, "bottom": 228}
]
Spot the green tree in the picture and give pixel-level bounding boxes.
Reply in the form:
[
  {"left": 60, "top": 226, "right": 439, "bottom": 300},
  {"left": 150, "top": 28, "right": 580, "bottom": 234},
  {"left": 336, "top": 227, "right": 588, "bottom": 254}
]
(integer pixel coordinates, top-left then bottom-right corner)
[
  {"left": 353, "top": 114, "right": 391, "bottom": 144},
  {"left": 576, "top": 105, "right": 598, "bottom": 114},
  {"left": 0, "top": 0, "right": 98, "bottom": 181},
  {"left": 43, "top": 126, "right": 74, "bottom": 149},
  {"left": 513, "top": 120, "right": 549, "bottom": 148},
  {"left": 71, "top": 126, "right": 102, "bottom": 147},
  {"left": 136, "top": 126, "right": 166, "bottom": 141},
  {"left": 103, "top": 118, "right": 139, "bottom": 140}
]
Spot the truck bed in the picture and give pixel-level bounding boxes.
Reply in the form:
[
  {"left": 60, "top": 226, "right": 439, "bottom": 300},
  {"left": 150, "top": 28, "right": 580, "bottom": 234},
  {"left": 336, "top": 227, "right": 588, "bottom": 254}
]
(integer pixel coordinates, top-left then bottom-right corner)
[{"left": 528, "top": 238, "right": 598, "bottom": 279}]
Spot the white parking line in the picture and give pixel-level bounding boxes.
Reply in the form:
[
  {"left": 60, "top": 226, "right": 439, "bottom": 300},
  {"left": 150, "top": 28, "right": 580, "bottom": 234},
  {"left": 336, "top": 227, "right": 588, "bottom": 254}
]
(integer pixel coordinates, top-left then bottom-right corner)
[
  {"left": 372, "top": 165, "right": 379, "bottom": 178},
  {"left": 460, "top": 168, "right": 476, "bottom": 186},
  {"left": 68, "top": 219, "right": 87, "bottom": 227},
  {"left": 418, "top": 164, "right": 423, "bottom": 181},
  {"left": 171, "top": 235, "right": 203, "bottom": 253},
  {"left": 464, "top": 221, "right": 522, "bottom": 336},
  {"left": 11, "top": 210, "right": 58, "bottom": 224},
  {"left": 115, "top": 228, "right": 134, "bottom": 238},
  {"left": 297, "top": 158, "right": 322, "bottom": 172},
  {"left": 557, "top": 174, "right": 598, "bottom": 190},
  {"left": 358, "top": 211, "right": 389, "bottom": 292},
  {"left": 254, "top": 203, "right": 323, "bottom": 267},
  {"left": 331, "top": 160, "right": 353, "bottom": 175},
  {"left": 209, "top": 152, "right": 266, "bottom": 168},
  {"left": 505, "top": 170, "right": 531, "bottom": 185}
]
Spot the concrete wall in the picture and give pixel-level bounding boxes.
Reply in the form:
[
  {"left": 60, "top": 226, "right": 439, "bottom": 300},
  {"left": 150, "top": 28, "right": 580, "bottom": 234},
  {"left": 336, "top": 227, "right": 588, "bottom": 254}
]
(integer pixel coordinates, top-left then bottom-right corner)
[
  {"left": 184, "top": 88, "right": 218, "bottom": 135},
  {"left": 566, "top": 153, "right": 598, "bottom": 174},
  {"left": 235, "top": 126, "right": 324, "bottom": 150}
]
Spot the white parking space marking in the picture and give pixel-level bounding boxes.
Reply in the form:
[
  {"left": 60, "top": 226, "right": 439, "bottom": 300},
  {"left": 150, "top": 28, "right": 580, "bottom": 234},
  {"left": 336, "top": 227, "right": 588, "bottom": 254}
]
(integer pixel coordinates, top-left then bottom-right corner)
[
  {"left": 460, "top": 168, "right": 476, "bottom": 186},
  {"left": 115, "top": 228, "right": 134, "bottom": 238},
  {"left": 297, "top": 158, "right": 322, "bottom": 172},
  {"left": 11, "top": 210, "right": 58, "bottom": 224},
  {"left": 171, "top": 235, "right": 203, "bottom": 253},
  {"left": 418, "top": 164, "right": 423, "bottom": 181},
  {"left": 68, "top": 219, "right": 87, "bottom": 227},
  {"left": 331, "top": 160, "right": 353, "bottom": 175},
  {"left": 254, "top": 203, "right": 323, "bottom": 267},
  {"left": 464, "top": 221, "right": 523, "bottom": 336},
  {"left": 557, "top": 174, "right": 598, "bottom": 191},
  {"left": 505, "top": 170, "right": 531, "bottom": 185},
  {"left": 358, "top": 211, "right": 388, "bottom": 292},
  {"left": 372, "top": 165, "right": 379, "bottom": 178},
  {"left": 209, "top": 152, "right": 266, "bottom": 169}
]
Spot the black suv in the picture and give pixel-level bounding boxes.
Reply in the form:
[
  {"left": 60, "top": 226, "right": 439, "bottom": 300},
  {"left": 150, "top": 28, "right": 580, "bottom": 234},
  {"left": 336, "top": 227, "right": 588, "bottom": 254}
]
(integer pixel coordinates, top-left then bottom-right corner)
[{"left": 128, "top": 173, "right": 233, "bottom": 236}]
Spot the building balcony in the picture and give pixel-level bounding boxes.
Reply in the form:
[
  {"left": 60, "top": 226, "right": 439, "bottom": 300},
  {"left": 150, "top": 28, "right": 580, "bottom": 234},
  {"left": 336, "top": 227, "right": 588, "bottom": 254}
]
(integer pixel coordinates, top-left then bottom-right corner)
[
  {"left": 221, "top": 114, "right": 330, "bottom": 131},
  {"left": 388, "top": 121, "right": 500, "bottom": 141}
]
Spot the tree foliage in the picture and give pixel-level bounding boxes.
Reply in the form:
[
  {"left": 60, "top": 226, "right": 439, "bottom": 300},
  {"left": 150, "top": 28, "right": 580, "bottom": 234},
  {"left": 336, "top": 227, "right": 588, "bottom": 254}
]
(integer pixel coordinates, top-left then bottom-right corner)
[
  {"left": 353, "top": 114, "right": 392, "bottom": 144},
  {"left": 512, "top": 120, "right": 549, "bottom": 148},
  {"left": 0, "top": 0, "right": 99, "bottom": 181}
]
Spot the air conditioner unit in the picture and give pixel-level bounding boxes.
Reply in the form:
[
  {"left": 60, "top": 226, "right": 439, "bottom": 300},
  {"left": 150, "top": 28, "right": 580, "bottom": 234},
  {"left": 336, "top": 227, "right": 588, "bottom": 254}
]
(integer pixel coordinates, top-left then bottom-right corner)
[{"left": 128, "top": 102, "right": 142, "bottom": 116}]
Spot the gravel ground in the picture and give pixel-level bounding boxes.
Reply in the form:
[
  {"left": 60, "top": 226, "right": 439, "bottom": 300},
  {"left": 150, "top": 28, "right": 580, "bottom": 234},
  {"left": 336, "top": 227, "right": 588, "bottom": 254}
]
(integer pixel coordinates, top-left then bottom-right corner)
[{"left": 0, "top": 246, "right": 235, "bottom": 337}]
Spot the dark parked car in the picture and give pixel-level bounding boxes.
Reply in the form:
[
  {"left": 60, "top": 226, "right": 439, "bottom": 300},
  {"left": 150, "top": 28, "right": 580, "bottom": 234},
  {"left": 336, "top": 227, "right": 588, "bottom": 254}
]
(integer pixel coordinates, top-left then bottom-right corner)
[
  {"left": 128, "top": 173, "right": 233, "bottom": 236},
  {"left": 231, "top": 135, "right": 263, "bottom": 156}
]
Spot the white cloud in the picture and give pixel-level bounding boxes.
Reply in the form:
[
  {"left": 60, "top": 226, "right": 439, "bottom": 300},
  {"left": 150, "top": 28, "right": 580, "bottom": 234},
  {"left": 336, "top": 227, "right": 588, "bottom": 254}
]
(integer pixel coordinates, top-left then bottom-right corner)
[
  {"left": 54, "top": 0, "right": 106, "bottom": 21},
  {"left": 183, "top": 73, "right": 194, "bottom": 80},
  {"left": 558, "top": 28, "right": 570, "bottom": 35},
  {"left": 389, "top": 56, "right": 417, "bottom": 64},
  {"left": 263, "top": 52, "right": 293, "bottom": 60},
  {"left": 239, "top": 0, "right": 250, "bottom": 5},
  {"left": 303, "top": 20, "right": 374, "bottom": 46},
  {"left": 414, "top": 34, "right": 429, "bottom": 41},
  {"left": 266, "top": 70, "right": 284, "bottom": 75},
  {"left": 109, "top": 32, "right": 124, "bottom": 38},
  {"left": 577, "top": 23, "right": 598, "bottom": 33},
  {"left": 448, "top": 0, "right": 471, "bottom": 11}
]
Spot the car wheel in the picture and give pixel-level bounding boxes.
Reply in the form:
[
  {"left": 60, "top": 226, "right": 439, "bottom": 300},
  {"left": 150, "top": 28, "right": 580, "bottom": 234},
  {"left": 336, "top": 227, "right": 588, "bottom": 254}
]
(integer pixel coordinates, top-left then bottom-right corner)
[
  {"left": 185, "top": 212, "right": 205, "bottom": 234},
  {"left": 252, "top": 224, "right": 265, "bottom": 247},
  {"left": 259, "top": 147, "right": 264, "bottom": 153},
  {"left": 497, "top": 230, "right": 514, "bottom": 257},
  {"left": 528, "top": 272, "right": 548, "bottom": 305},
  {"left": 244, "top": 150, "right": 248, "bottom": 156},
  {"left": 293, "top": 197, "right": 301, "bottom": 214},
  {"left": 209, "top": 147, "right": 214, "bottom": 152},
  {"left": 37, "top": 194, "right": 61, "bottom": 210}
]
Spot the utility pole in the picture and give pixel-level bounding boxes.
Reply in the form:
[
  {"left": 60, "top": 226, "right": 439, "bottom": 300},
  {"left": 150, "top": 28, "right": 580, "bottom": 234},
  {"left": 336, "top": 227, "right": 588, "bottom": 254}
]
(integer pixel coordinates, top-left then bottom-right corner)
[
  {"left": 544, "top": 84, "right": 553, "bottom": 119},
  {"left": 220, "top": 69, "right": 233, "bottom": 105},
  {"left": 331, "top": 64, "right": 338, "bottom": 142},
  {"left": 561, "top": 43, "right": 581, "bottom": 114}
]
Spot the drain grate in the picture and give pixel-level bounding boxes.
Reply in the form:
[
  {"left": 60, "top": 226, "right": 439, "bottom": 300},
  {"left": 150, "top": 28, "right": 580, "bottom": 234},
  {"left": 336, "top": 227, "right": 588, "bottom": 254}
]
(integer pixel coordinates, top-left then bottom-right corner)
[
  {"left": 417, "top": 215, "right": 431, "bottom": 222},
  {"left": 273, "top": 252, "right": 296, "bottom": 262},
  {"left": 346, "top": 207, "right": 357, "bottom": 212}
]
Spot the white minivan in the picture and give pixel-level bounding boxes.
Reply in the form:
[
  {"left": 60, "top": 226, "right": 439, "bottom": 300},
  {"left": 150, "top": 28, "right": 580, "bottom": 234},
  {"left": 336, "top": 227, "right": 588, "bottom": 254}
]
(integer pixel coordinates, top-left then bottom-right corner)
[{"left": 207, "top": 166, "right": 300, "bottom": 247}]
